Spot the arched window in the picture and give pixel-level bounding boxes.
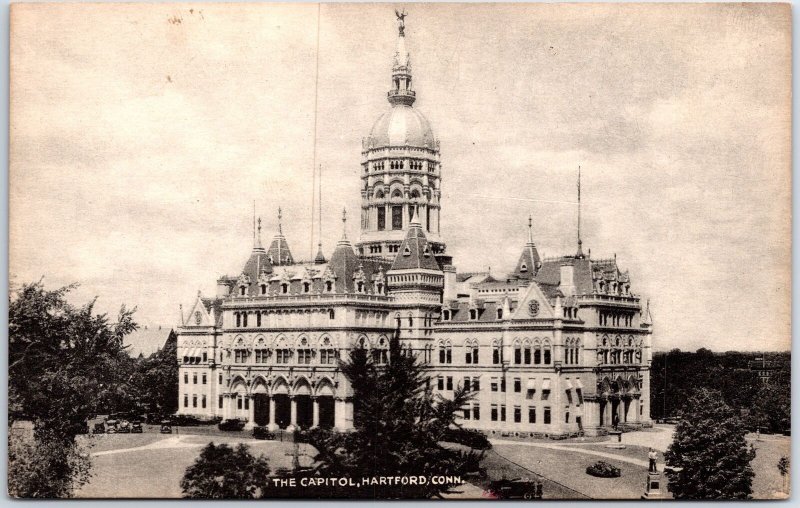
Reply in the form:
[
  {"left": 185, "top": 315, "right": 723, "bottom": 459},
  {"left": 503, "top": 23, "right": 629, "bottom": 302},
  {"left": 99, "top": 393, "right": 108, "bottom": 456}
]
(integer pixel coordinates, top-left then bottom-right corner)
[
  {"left": 492, "top": 340, "right": 501, "bottom": 365},
  {"left": 240, "top": 286, "right": 246, "bottom": 296},
  {"left": 303, "top": 282, "right": 310, "bottom": 293},
  {"left": 357, "top": 281, "right": 364, "bottom": 293},
  {"left": 325, "top": 281, "right": 333, "bottom": 292},
  {"left": 514, "top": 340, "right": 522, "bottom": 364},
  {"left": 465, "top": 339, "right": 479, "bottom": 364},
  {"left": 297, "top": 337, "right": 312, "bottom": 364},
  {"left": 543, "top": 342, "right": 552, "bottom": 364},
  {"left": 523, "top": 340, "right": 532, "bottom": 364},
  {"left": 373, "top": 337, "right": 389, "bottom": 365},
  {"left": 260, "top": 284, "right": 267, "bottom": 295},
  {"left": 320, "top": 337, "right": 336, "bottom": 365},
  {"left": 281, "top": 283, "right": 289, "bottom": 294},
  {"left": 235, "top": 312, "right": 241, "bottom": 327},
  {"left": 442, "top": 309, "right": 451, "bottom": 321},
  {"left": 408, "top": 315, "right": 413, "bottom": 327},
  {"left": 328, "top": 309, "right": 335, "bottom": 320},
  {"left": 534, "top": 343, "right": 542, "bottom": 365},
  {"left": 438, "top": 340, "right": 452, "bottom": 364}
]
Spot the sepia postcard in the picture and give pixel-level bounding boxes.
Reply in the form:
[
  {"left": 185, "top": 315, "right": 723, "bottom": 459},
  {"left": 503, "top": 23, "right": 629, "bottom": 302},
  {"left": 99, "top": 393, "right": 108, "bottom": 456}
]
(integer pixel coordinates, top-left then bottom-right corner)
[{"left": 8, "top": 2, "right": 792, "bottom": 500}]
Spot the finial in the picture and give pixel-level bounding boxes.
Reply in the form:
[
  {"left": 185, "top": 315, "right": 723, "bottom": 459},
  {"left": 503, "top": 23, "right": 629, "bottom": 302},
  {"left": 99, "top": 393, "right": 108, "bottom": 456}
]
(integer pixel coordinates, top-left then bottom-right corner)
[
  {"left": 278, "top": 207, "right": 283, "bottom": 234},
  {"left": 256, "top": 217, "right": 262, "bottom": 249},
  {"left": 576, "top": 165, "right": 584, "bottom": 259},
  {"left": 395, "top": 8, "right": 407, "bottom": 36},
  {"left": 528, "top": 214, "right": 534, "bottom": 244},
  {"left": 341, "top": 207, "right": 347, "bottom": 239}
]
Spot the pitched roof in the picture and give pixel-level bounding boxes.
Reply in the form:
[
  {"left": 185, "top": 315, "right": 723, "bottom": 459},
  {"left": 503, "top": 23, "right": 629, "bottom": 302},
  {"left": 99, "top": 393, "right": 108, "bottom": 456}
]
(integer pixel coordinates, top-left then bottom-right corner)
[
  {"left": 267, "top": 234, "right": 294, "bottom": 265},
  {"left": 124, "top": 326, "right": 172, "bottom": 357},
  {"left": 512, "top": 242, "right": 542, "bottom": 280},
  {"left": 390, "top": 211, "right": 441, "bottom": 271}
]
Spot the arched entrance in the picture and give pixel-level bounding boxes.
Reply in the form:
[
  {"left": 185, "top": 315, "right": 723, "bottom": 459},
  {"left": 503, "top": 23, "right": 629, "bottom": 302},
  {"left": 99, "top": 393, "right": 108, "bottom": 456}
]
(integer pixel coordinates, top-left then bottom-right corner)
[
  {"left": 294, "top": 380, "right": 313, "bottom": 429},
  {"left": 272, "top": 378, "right": 291, "bottom": 429},
  {"left": 316, "top": 380, "right": 336, "bottom": 429},
  {"left": 252, "top": 380, "right": 269, "bottom": 427}
]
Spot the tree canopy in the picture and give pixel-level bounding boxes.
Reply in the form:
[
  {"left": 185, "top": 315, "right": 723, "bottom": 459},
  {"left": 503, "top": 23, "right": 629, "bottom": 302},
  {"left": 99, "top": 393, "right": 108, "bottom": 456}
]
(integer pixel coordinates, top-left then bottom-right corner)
[
  {"left": 181, "top": 443, "right": 271, "bottom": 499},
  {"left": 664, "top": 388, "right": 755, "bottom": 499}
]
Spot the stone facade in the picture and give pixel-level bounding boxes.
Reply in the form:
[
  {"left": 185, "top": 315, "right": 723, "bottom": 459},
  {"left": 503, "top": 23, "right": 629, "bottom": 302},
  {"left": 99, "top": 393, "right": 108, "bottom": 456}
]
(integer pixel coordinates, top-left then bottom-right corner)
[{"left": 175, "top": 14, "right": 654, "bottom": 437}]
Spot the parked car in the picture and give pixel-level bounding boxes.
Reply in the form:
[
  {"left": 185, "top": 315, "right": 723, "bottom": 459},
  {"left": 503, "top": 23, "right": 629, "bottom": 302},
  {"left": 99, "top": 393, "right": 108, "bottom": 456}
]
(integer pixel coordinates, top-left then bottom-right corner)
[
  {"left": 486, "top": 478, "right": 543, "bottom": 500},
  {"left": 218, "top": 418, "right": 246, "bottom": 431},
  {"left": 131, "top": 421, "right": 143, "bottom": 433},
  {"left": 160, "top": 420, "right": 173, "bottom": 434},
  {"left": 93, "top": 422, "right": 106, "bottom": 434},
  {"left": 117, "top": 420, "right": 131, "bottom": 433},
  {"left": 105, "top": 418, "right": 118, "bottom": 433},
  {"left": 253, "top": 426, "right": 276, "bottom": 440}
]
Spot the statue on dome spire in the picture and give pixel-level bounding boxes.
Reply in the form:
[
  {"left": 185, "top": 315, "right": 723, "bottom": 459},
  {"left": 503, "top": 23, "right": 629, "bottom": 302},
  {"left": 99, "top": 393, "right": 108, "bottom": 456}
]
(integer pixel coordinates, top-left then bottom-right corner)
[{"left": 395, "top": 8, "right": 407, "bottom": 36}]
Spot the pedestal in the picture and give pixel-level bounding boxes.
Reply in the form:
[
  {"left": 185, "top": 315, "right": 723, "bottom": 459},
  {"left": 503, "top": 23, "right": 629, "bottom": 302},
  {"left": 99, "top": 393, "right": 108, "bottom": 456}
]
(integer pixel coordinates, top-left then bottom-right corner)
[{"left": 641, "top": 472, "right": 664, "bottom": 499}]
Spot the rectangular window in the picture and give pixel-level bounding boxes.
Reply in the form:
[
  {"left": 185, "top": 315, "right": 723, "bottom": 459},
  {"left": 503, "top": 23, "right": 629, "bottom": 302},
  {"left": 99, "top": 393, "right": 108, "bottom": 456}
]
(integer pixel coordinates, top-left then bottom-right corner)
[
  {"left": 378, "top": 206, "right": 386, "bottom": 230},
  {"left": 392, "top": 206, "right": 403, "bottom": 230},
  {"left": 463, "top": 408, "right": 470, "bottom": 420},
  {"left": 490, "top": 378, "right": 498, "bottom": 392},
  {"left": 219, "top": 396, "right": 223, "bottom": 409},
  {"left": 192, "top": 395, "right": 197, "bottom": 408},
  {"left": 202, "top": 352, "right": 207, "bottom": 362},
  {"left": 184, "top": 395, "right": 188, "bottom": 408},
  {"left": 193, "top": 373, "right": 197, "bottom": 385},
  {"left": 542, "top": 390, "right": 550, "bottom": 401},
  {"left": 242, "top": 313, "right": 248, "bottom": 327},
  {"left": 219, "top": 374, "right": 223, "bottom": 384},
  {"left": 524, "top": 348, "right": 531, "bottom": 365},
  {"left": 576, "top": 389, "right": 583, "bottom": 406},
  {"left": 500, "top": 405, "right": 506, "bottom": 422},
  {"left": 237, "top": 397, "right": 243, "bottom": 410},
  {"left": 464, "top": 377, "right": 471, "bottom": 391},
  {"left": 565, "top": 390, "right": 573, "bottom": 405},
  {"left": 473, "top": 404, "right": 480, "bottom": 421},
  {"left": 276, "top": 350, "right": 290, "bottom": 364},
  {"left": 244, "top": 397, "right": 249, "bottom": 410},
  {"left": 465, "top": 349, "right": 472, "bottom": 364},
  {"left": 491, "top": 405, "right": 498, "bottom": 422},
  {"left": 544, "top": 407, "right": 551, "bottom": 424},
  {"left": 473, "top": 377, "right": 480, "bottom": 391},
  {"left": 514, "top": 378, "right": 521, "bottom": 393},
  {"left": 446, "top": 376, "right": 453, "bottom": 391},
  {"left": 528, "top": 406, "right": 536, "bottom": 423},
  {"left": 493, "top": 347, "right": 500, "bottom": 365},
  {"left": 438, "top": 376, "right": 444, "bottom": 391},
  {"left": 184, "top": 373, "right": 188, "bottom": 384},
  {"left": 501, "top": 379, "right": 506, "bottom": 393},
  {"left": 256, "top": 313, "right": 261, "bottom": 327},
  {"left": 298, "top": 350, "right": 312, "bottom": 364},
  {"left": 514, "top": 348, "right": 521, "bottom": 364},
  {"left": 202, "top": 374, "right": 207, "bottom": 385},
  {"left": 565, "top": 411, "right": 570, "bottom": 423},
  {"left": 202, "top": 395, "right": 207, "bottom": 409},
  {"left": 473, "top": 347, "right": 479, "bottom": 364},
  {"left": 514, "top": 406, "right": 521, "bottom": 423},
  {"left": 320, "top": 349, "right": 336, "bottom": 365}
]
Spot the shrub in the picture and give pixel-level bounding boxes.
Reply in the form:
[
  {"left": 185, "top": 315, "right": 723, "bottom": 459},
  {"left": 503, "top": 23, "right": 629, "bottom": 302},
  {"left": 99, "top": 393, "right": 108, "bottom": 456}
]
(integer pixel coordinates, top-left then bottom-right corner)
[
  {"left": 586, "top": 461, "right": 621, "bottom": 478},
  {"left": 442, "top": 427, "right": 492, "bottom": 450}
]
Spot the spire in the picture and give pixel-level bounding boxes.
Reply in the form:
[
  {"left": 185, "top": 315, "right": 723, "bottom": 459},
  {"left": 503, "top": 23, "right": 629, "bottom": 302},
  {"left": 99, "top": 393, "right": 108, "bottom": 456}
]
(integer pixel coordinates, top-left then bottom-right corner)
[
  {"left": 388, "top": 9, "right": 416, "bottom": 107},
  {"left": 576, "top": 165, "right": 585, "bottom": 259},
  {"left": 337, "top": 207, "right": 350, "bottom": 246},
  {"left": 278, "top": 206, "right": 283, "bottom": 235},
  {"left": 513, "top": 214, "right": 541, "bottom": 280},
  {"left": 254, "top": 217, "right": 264, "bottom": 251},
  {"left": 410, "top": 205, "right": 421, "bottom": 228},
  {"left": 528, "top": 214, "right": 534, "bottom": 244},
  {"left": 315, "top": 164, "right": 326, "bottom": 264},
  {"left": 267, "top": 207, "right": 293, "bottom": 265}
]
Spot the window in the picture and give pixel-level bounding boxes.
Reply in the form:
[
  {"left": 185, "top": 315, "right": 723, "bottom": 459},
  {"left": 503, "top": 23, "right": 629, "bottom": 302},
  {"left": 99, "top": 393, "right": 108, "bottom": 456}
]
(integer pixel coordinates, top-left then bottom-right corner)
[
  {"left": 184, "top": 373, "right": 188, "bottom": 384},
  {"left": 297, "top": 349, "right": 312, "bottom": 364},
  {"left": 565, "top": 411, "right": 570, "bottom": 423},
  {"left": 244, "top": 397, "right": 249, "bottom": 410},
  {"left": 490, "top": 378, "right": 498, "bottom": 392},
  {"left": 544, "top": 346, "right": 551, "bottom": 364},
  {"left": 442, "top": 309, "right": 451, "bottom": 321},
  {"left": 514, "top": 378, "right": 521, "bottom": 393},
  {"left": 255, "top": 349, "right": 268, "bottom": 363},
  {"left": 524, "top": 346, "right": 531, "bottom": 365},
  {"left": 183, "top": 395, "right": 188, "bottom": 408},
  {"left": 541, "top": 390, "right": 550, "bottom": 401},
  {"left": 378, "top": 207, "right": 386, "bottom": 230},
  {"left": 514, "top": 406, "right": 521, "bottom": 423},
  {"left": 234, "top": 350, "right": 246, "bottom": 363},
  {"left": 276, "top": 349, "right": 290, "bottom": 364},
  {"left": 472, "top": 377, "right": 480, "bottom": 391},
  {"left": 576, "top": 389, "right": 584, "bottom": 406},
  {"left": 472, "top": 404, "right": 480, "bottom": 421},
  {"left": 446, "top": 376, "right": 453, "bottom": 391},
  {"left": 202, "top": 352, "right": 207, "bottom": 362},
  {"left": 463, "top": 407, "right": 470, "bottom": 420},
  {"left": 202, "top": 395, "right": 207, "bottom": 409},
  {"left": 237, "top": 397, "right": 243, "bottom": 410},
  {"left": 326, "top": 281, "right": 333, "bottom": 292},
  {"left": 240, "top": 286, "right": 246, "bottom": 296},
  {"left": 260, "top": 284, "right": 267, "bottom": 295},
  {"left": 193, "top": 373, "right": 197, "bottom": 385},
  {"left": 500, "top": 405, "right": 506, "bottom": 421},
  {"left": 438, "top": 341, "right": 452, "bottom": 364},
  {"left": 320, "top": 348, "right": 336, "bottom": 365},
  {"left": 491, "top": 405, "right": 498, "bottom": 422},
  {"left": 464, "top": 377, "right": 471, "bottom": 391},
  {"left": 437, "top": 376, "right": 444, "bottom": 391},
  {"left": 528, "top": 406, "right": 536, "bottom": 423},
  {"left": 192, "top": 395, "right": 197, "bottom": 408},
  {"left": 469, "top": 309, "right": 477, "bottom": 320},
  {"left": 303, "top": 282, "right": 310, "bottom": 293},
  {"left": 492, "top": 342, "right": 500, "bottom": 364},
  {"left": 534, "top": 346, "right": 542, "bottom": 365},
  {"left": 465, "top": 340, "right": 478, "bottom": 364},
  {"left": 242, "top": 313, "right": 248, "bottom": 327},
  {"left": 501, "top": 378, "right": 506, "bottom": 393},
  {"left": 219, "top": 373, "right": 223, "bottom": 384},
  {"left": 392, "top": 206, "right": 403, "bottom": 230},
  {"left": 202, "top": 374, "right": 207, "bottom": 385},
  {"left": 497, "top": 308, "right": 503, "bottom": 319},
  {"left": 235, "top": 313, "right": 241, "bottom": 327},
  {"left": 219, "top": 396, "right": 223, "bottom": 409},
  {"left": 281, "top": 283, "right": 288, "bottom": 294},
  {"left": 565, "top": 389, "right": 573, "bottom": 405},
  {"left": 544, "top": 407, "right": 551, "bottom": 424},
  {"left": 514, "top": 345, "right": 522, "bottom": 364}
]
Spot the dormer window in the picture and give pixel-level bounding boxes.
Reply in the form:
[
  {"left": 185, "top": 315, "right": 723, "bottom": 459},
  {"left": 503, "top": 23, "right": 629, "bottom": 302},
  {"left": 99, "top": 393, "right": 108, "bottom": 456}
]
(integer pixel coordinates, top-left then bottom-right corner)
[
  {"left": 325, "top": 281, "right": 333, "bottom": 292},
  {"left": 329, "top": 309, "right": 335, "bottom": 320},
  {"left": 376, "top": 282, "right": 384, "bottom": 294},
  {"left": 423, "top": 245, "right": 431, "bottom": 257},
  {"left": 496, "top": 308, "right": 503, "bottom": 320},
  {"left": 357, "top": 281, "right": 364, "bottom": 293},
  {"left": 469, "top": 309, "right": 478, "bottom": 320},
  {"left": 520, "top": 263, "right": 528, "bottom": 273},
  {"left": 260, "top": 284, "right": 267, "bottom": 295},
  {"left": 403, "top": 245, "right": 411, "bottom": 256},
  {"left": 239, "top": 286, "right": 246, "bottom": 296},
  {"left": 442, "top": 309, "right": 451, "bottom": 321},
  {"left": 281, "top": 283, "right": 289, "bottom": 294},
  {"left": 303, "top": 282, "right": 310, "bottom": 293}
]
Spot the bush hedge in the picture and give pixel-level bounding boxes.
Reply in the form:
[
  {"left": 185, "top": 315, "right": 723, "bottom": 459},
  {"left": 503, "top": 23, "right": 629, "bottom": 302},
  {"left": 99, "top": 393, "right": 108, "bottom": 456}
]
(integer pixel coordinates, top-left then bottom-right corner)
[{"left": 586, "top": 460, "right": 621, "bottom": 478}]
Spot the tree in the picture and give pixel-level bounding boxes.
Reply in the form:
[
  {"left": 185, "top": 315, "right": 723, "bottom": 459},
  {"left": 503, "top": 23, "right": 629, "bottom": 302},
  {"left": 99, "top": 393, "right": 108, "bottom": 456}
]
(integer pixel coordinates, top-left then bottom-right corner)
[
  {"left": 664, "top": 388, "right": 755, "bottom": 499},
  {"left": 8, "top": 281, "right": 137, "bottom": 497},
  {"left": 130, "top": 330, "right": 179, "bottom": 415},
  {"left": 777, "top": 456, "right": 790, "bottom": 494},
  {"left": 306, "top": 331, "right": 483, "bottom": 499},
  {"left": 181, "top": 443, "right": 271, "bottom": 499}
]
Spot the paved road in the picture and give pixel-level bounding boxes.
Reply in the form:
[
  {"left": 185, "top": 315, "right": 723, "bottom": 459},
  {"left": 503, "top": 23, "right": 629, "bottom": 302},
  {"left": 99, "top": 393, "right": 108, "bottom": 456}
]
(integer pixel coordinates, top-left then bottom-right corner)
[{"left": 490, "top": 439, "right": 650, "bottom": 468}]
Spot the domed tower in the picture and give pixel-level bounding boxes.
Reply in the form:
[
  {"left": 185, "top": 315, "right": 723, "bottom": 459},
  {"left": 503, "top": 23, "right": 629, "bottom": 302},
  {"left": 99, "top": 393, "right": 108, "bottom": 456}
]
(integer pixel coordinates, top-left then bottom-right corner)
[{"left": 356, "top": 11, "right": 446, "bottom": 263}]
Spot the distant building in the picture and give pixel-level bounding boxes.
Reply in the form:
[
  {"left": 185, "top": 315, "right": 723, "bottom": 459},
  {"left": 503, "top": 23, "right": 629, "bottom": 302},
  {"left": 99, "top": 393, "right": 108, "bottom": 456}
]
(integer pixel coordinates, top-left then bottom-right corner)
[
  {"left": 748, "top": 356, "right": 781, "bottom": 383},
  {"left": 175, "top": 13, "right": 654, "bottom": 437}
]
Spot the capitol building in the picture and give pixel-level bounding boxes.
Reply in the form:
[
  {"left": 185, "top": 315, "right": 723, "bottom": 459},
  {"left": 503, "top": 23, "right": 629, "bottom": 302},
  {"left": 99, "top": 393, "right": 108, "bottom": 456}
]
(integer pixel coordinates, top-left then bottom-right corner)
[{"left": 176, "top": 14, "right": 654, "bottom": 438}]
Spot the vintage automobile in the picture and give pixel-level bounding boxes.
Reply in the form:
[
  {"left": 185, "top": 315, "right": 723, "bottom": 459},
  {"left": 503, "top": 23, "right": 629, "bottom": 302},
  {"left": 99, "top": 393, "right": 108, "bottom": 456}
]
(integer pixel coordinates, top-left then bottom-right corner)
[
  {"left": 486, "top": 478, "right": 543, "bottom": 500},
  {"left": 116, "top": 420, "right": 131, "bottom": 433},
  {"left": 218, "top": 418, "right": 246, "bottom": 431},
  {"left": 252, "top": 426, "right": 276, "bottom": 440},
  {"left": 105, "top": 418, "right": 118, "bottom": 433},
  {"left": 131, "top": 421, "right": 143, "bottom": 433},
  {"left": 160, "top": 420, "right": 173, "bottom": 434},
  {"left": 93, "top": 422, "right": 106, "bottom": 434}
]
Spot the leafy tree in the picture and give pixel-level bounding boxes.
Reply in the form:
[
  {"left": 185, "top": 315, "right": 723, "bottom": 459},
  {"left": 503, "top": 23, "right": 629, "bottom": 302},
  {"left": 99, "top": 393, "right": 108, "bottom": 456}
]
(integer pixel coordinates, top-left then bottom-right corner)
[
  {"left": 777, "top": 456, "right": 789, "bottom": 493},
  {"left": 8, "top": 281, "right": 138, "bottom": 498},
  {"left": 749, "top": 382, "right": 790, "bottom": 433},
  {"left": 306, "top": 331, "right": 483, "bottom": 499},
  {"left": 664, "top": 388, "right": 755, "bottom": 499},
  {"left": 181, "top": 443, "right": 271, "bottom": 499}
]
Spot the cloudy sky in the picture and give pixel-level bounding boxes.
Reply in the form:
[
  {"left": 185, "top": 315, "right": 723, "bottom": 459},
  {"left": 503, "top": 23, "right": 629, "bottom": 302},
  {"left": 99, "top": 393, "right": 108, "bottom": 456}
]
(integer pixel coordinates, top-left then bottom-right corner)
[{"left": 10, "top": 3, "right": 790, "bottom": 351}]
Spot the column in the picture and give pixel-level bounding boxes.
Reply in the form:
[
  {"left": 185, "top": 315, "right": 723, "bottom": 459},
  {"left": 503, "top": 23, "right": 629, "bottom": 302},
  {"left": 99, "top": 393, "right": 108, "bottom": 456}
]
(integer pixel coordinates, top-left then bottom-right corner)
[
  {"left": 287, "top": 396, "right": 298, "bottom": 432},
  {"left": 334, "top": 397, "right": 347, "bottom": 431},
  {"left": 312, "top": 397, "right": 320, "bottom": 428},
  {"left": 223, "top": 393, "right": 233, "bottom": 420},
  {"left": 246, "top": 395, "right": 255, "bottom": 429},
  {"left": 267, "top": 397, "right": 277, "bottom": 431}
]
